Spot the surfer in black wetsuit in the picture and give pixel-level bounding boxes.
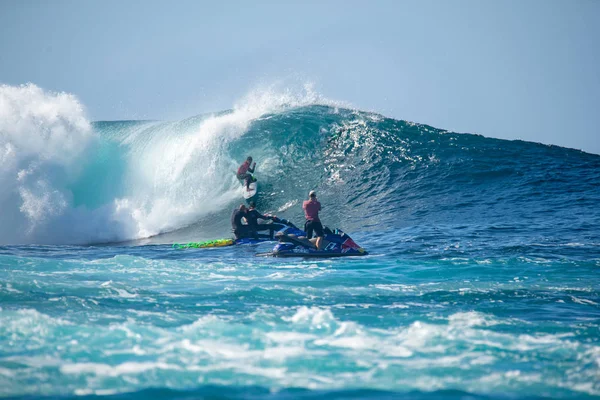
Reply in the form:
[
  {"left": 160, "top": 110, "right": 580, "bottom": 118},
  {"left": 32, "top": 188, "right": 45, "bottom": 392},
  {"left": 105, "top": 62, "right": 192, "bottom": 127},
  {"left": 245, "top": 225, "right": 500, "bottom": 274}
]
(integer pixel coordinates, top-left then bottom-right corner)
[{"left": 245, "top": 202, "right": 286, "bottom": 240}]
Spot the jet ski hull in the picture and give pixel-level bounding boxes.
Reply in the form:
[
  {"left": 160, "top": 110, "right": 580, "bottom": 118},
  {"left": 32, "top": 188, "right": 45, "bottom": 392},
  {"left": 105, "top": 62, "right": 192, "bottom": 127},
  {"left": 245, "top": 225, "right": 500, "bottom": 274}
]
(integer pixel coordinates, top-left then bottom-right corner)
[
  {"left": 270, "top": 249, "right": 368, "bottom": 257},
  {"left": 268, "top": 229, "right": 368, "bottom": 258}
]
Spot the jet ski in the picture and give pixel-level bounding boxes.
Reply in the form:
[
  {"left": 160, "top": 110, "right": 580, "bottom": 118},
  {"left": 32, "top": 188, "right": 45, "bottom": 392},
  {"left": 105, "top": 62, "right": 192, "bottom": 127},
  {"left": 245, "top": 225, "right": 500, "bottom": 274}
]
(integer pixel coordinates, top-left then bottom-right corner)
[{"left": 264, "top": 228, "right": 368, "bottom": 257}]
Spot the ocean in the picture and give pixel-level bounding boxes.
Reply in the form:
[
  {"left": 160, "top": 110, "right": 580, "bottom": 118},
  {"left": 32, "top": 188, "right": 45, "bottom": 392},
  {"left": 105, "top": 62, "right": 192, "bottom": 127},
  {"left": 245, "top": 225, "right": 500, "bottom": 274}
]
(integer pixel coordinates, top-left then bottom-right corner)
[{"left": 1, "top": 84, "right": 599, "bottom": 399}]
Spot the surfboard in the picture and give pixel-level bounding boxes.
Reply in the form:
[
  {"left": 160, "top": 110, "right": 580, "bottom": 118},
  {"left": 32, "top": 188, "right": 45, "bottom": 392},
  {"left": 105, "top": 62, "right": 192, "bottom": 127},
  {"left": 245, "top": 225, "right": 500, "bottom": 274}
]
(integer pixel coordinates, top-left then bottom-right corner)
[
  {"left": 243, "top": 181, "right": 258, "bottom": 200},
  {"left": 172, "top": 238, "right": 234, "bottom": 249}
]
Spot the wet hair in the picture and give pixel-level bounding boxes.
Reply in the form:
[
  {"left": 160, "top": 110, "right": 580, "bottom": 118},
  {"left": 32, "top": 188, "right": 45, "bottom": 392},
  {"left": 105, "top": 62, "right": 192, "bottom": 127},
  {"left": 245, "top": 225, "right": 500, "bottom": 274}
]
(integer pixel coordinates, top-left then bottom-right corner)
[
  {"left": 239, "top": 204, "right": 247, "bottom": 211},
  {"left": 247, "top": 156, "right": 253, "bottom": 162},
  {"left": 249, "top": 201, "right": 256, "bottom": 208}
]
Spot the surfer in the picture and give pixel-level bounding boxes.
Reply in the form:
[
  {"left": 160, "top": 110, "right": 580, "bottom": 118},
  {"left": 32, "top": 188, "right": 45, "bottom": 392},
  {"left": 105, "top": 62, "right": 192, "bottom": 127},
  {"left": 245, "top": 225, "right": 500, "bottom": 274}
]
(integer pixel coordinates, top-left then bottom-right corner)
[
  {"left": 303, "top": 190, "right": 324, "bottom": 250},
  {"left": 237, "top": 156, "right": 256, "bottom": 190}
]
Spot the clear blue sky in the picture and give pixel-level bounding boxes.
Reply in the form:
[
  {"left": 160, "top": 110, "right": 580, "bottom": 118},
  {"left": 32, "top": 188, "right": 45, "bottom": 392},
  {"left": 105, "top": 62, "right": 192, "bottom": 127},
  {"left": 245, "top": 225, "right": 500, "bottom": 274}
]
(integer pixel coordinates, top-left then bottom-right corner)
[{"left": 1, "top": 0, "right": 599, "bottom": 154}]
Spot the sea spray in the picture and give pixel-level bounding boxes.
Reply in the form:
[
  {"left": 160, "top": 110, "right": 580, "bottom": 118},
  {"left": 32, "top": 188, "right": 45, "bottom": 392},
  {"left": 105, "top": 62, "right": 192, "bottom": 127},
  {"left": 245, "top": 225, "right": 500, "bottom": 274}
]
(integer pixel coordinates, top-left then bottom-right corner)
[{"left": 0, "top": 83, "right": 95, "bottom": 243}]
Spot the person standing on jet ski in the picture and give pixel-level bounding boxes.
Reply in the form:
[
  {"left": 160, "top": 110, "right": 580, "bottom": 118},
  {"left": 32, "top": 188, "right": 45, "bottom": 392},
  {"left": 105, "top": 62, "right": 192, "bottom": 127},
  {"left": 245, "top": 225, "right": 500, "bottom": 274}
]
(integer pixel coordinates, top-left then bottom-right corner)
[
  {"left": 237, "top": 156, "right": 256, "bottom": 190},
  {"left": 303, "top": 190, "right": 324, "bottom": 250}
]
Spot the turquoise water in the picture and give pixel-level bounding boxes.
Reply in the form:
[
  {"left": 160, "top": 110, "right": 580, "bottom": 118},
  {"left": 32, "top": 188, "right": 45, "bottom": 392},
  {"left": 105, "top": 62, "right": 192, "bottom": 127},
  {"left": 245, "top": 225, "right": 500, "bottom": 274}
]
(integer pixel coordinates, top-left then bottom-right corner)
[
  {"left": 1, "top": 241, "right": 599, "bottom": 399},
  {"left": 1, "top": 97, "right": 600, "bottom": 398}
]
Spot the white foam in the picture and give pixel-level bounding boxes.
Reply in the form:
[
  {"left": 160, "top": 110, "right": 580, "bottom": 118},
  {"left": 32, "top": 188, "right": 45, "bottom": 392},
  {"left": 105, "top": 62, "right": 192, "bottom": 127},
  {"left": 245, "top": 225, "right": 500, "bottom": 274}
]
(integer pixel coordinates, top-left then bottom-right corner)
[
  {"left": 74, "top": 389, "right": 119, "bottom": 396},
  {"left": 60, "top": 361, "right": 181, "bottom": 376},
  {"left": 448, "top": 311, "right": 498, "bottom": 327},
  {"left": 179, "top": 315, "right": 225, "bottom": 331},
  {"left": 265, "top": 331, "right": 318, "bottom": 343},
  {"left": 103, "top": 345, "right": 146, "bottom": 356},
  {"left": 2, "top": 283, "right": 22, "bottom": 294},
  {"left": 370, "top": 284, "right": 417, "bottom": 292},
  {"left": 0, "top": 84, "right": 94, "bottom": 243},
  {"left": 277, "top": 199, "right": 298, "bottom": 212},
  {"left": 263, "top": 345, "right": 307, "bottom": 361},
  {"left": 283, "top": 306, "right": 336, "bottom": 328},
  {"left": 383, "top": 303, "right": 410, "bottom": 309},
  {"left": 0, "top": 309, "right": 71, "bottom": 339},
  {"left": 570, "top": 296, "right": 598, "bottom": 306}
]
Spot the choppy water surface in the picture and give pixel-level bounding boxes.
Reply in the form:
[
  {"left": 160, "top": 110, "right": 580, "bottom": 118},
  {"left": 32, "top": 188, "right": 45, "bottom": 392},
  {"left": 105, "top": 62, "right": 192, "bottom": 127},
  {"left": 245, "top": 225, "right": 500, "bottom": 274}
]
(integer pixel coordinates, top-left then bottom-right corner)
[{"left": 2, "top": 232, "right": 599, "bottom": 399}]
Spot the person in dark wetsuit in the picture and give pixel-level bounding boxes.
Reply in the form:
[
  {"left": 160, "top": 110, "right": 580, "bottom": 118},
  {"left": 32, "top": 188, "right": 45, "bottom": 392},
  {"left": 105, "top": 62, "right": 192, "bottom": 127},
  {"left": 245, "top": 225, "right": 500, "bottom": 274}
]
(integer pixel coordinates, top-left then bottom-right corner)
[
  {"left": 246, "top": 202, "right": 286, "bottom": 240},
  {"left": 237, "top": 156, "right": 256, "bottom": 190},
  {"left": 231, "top": 204, "right": 253, "bottom": 239},
  {"left": 302, "top": 190, "right": 324, "bottom": 249}
]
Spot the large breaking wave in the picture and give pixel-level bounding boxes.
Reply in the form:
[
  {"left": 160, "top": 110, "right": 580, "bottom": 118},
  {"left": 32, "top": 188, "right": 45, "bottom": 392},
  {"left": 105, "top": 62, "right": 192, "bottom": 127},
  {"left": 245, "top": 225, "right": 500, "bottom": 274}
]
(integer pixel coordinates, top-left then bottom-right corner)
[{"left": 1, "top": 83, "right": 599, "bottom": 245}]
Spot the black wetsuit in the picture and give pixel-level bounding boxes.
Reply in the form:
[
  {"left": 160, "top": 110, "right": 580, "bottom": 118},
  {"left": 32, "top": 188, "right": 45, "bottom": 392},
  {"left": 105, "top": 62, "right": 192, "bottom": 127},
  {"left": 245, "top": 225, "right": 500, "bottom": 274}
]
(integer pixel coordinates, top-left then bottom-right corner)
[
  {"left": 231, "top": 208, "right": 254, "bottom": 239},
  {"left": 246, "top": 209, "right": 284, "bottom": 239}
]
